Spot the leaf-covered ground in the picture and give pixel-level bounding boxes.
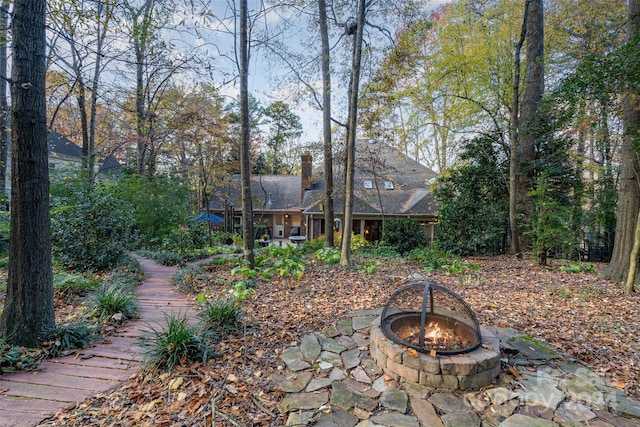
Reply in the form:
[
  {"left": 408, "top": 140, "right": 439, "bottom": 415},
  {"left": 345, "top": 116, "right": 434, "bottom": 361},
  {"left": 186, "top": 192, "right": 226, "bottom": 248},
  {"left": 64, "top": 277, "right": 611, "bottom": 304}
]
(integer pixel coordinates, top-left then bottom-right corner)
[{"left": 23, "top": 255, "right": 640, "bottom": 425}]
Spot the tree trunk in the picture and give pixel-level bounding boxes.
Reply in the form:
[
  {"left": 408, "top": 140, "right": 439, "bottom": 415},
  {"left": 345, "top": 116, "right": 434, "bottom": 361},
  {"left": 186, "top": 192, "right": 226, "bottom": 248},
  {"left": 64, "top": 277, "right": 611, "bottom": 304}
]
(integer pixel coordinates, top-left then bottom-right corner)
[
  {"left": 626, "top": 208, "right": 640, "bottom": 293},
  {"left": 135, "top": 34, "right": 147, "bottom": 175},
  {"left": 515, "top": 0, "right": 544, "bottom": 252},
  {"left": 319, "top": 0, "right": 334, "bottom": 248},
  {"left": 239, "top": 0, "right": 255, "bottom": 268},
  {"left": 508, "top": 4, "right": 527, "bottom": 256},
  {"left": 130, "top": 0, "right": 154, "bottom": 175},
  {"left": 603, "top": 0, "right": 640, "bottom": 286},
  {"left": 340, "top": 0, "right": 366, "bottom": 267},
  {"left": 87, "top": 0, "right": 111, "bottom": 182},
  {"left": 0, "top": 0, "right": 55, "bottom": 346},
  {"left": 0, "top": 1, "right": 9, "bottom": 197}
]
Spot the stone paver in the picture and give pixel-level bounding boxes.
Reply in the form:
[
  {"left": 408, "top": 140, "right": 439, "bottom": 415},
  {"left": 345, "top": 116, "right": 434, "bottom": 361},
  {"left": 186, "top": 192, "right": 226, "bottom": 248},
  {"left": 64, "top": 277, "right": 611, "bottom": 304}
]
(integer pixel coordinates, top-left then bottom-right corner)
[
  {"left": 7, "top": 258, "right": 639, "bottom": 427},
  {"left": 273, "top": 310, "right": 640, "bottom": 426}
]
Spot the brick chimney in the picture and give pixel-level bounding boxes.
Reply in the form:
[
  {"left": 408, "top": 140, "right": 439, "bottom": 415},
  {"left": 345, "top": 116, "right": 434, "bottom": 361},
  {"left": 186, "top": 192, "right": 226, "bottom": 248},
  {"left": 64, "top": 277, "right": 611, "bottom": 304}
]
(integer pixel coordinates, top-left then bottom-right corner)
[{"left": 301, "top": 152, "right": 312, "bottom": 203}]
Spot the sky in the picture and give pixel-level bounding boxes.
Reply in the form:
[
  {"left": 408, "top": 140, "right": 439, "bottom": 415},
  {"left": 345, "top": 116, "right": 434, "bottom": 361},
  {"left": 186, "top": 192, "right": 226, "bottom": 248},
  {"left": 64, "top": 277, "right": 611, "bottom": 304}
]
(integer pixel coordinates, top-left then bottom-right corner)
[{"left": 181, "top": 0, "right": 453, "bottom": 147}]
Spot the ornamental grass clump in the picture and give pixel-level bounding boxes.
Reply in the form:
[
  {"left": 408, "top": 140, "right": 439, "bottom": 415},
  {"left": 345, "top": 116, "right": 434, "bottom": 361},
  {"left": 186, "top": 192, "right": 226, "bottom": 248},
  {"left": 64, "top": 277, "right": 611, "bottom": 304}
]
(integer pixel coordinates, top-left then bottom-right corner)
[
  {"left": 44, "top": 322, "right": 103, "bottom": 357},
  {"left": 85, "top": 283, "right": 139, "bottom": 322},
  {"left": 197, "top": 296, "right": 242, "bottom": 339},
  {"left": 140, "top": 313, "right": 215, "bottom": 372}
]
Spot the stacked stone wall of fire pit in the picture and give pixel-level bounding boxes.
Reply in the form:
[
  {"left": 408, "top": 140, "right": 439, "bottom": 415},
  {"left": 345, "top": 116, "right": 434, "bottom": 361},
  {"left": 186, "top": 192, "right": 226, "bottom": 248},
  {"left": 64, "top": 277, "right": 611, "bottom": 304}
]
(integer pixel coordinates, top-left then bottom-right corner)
[{"left": 370, "top": 316, "right": 501, "bottom": 390}]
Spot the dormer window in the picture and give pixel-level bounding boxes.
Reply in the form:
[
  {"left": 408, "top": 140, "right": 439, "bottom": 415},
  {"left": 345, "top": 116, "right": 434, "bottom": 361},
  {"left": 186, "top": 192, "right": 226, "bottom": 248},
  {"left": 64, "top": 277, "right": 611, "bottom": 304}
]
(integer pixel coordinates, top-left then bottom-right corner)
[
  {"left": 384, "top": 181, "right": 394, "bottom": 190},
  {"left": 363, "top": 180, "right": 373, "bottom": 189}
]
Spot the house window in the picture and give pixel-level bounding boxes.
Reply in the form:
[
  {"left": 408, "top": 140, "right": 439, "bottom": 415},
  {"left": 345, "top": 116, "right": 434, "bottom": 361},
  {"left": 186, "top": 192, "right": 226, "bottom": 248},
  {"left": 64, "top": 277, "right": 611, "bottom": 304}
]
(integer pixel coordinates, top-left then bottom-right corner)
[
  {"left": 384, "top": 181, "right": 394, "bottom": 190},
  {"left": 363, "top": 180, "right": 373, "bottom": 189}
]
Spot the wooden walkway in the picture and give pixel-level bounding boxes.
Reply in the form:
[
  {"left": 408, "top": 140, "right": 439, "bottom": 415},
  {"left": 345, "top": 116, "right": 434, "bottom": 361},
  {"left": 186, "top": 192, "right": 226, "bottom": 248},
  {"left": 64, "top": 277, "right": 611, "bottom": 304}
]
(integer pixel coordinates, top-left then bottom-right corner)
[{"left": 0, "top": 255, "right": 195, "bottom": 427}]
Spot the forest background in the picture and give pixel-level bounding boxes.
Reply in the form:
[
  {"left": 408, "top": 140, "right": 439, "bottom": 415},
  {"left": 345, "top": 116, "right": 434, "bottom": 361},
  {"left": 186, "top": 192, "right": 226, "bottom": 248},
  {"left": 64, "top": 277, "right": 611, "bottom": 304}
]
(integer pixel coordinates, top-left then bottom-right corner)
[{"left": 0, "top": 0, "right": 638, "bottom": 348}]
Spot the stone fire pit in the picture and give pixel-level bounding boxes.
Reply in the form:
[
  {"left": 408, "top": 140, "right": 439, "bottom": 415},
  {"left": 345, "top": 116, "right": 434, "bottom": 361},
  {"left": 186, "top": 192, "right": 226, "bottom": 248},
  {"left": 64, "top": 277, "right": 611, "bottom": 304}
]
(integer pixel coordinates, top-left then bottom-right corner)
[{"left": 370, "top": 316, "right": 501, "bottom": 389}]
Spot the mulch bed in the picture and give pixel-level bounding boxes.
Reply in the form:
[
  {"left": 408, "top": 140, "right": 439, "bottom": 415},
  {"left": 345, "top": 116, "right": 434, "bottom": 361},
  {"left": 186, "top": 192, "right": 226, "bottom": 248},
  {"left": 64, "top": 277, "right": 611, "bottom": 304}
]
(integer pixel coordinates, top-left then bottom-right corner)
[{"left": 24, "top": 255, "right": 640, "bottom": 425}]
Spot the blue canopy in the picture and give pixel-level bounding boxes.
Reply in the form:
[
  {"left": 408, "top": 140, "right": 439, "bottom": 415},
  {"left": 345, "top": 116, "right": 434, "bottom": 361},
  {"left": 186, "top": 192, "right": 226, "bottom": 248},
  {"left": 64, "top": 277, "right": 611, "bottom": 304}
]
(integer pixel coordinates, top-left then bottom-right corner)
[{"left": 192, "top": 212, "right": 224, "bottom": 223}]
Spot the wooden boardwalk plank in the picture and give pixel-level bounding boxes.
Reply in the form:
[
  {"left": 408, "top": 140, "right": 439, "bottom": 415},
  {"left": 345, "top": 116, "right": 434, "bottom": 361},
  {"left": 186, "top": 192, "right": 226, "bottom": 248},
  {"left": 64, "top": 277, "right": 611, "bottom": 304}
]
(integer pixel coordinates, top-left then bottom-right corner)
[
  {"left": 0, "top": 396, "right": 69, "bottom": 412},
  {"left": 0, "top": 412, "right": 50, "bottom": 427},
  {"left": 50, "top": 354, "right": 138, "bottom": 371},
  {"left": 0, "top": 254, "right": 203, "bottom": 426},
  {"left": 2, "top": 371, "right": 119, "bottom": 391},
  {"left": 35, "top": 363, "right": 133, "bottom": 381},
  {"left": 0, "top": 380, "right": 90, "bottom": 402},
  {"left": 76, "top": 347, "right": 143, "bottom": 362}
]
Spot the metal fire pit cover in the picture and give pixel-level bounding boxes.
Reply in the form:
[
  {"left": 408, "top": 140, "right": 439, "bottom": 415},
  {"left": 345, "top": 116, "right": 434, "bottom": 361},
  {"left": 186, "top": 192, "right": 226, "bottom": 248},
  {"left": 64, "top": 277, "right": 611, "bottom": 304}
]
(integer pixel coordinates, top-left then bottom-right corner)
[{"left": 380, "top": 281, "right": 481, "bottom": 355}]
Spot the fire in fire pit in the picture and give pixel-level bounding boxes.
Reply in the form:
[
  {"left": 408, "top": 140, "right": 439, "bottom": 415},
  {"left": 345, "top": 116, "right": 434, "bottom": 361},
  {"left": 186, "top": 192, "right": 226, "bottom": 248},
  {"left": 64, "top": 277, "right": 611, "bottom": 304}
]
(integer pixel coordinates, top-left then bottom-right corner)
[{"left": 380, "top": 281, "right": 481, "bottom": 355}]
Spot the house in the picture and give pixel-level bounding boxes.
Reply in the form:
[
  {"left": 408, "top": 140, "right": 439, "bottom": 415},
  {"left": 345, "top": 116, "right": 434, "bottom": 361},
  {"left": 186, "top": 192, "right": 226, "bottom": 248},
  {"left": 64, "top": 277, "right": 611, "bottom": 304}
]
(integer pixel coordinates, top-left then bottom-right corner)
[
  {"left": 208, "top": 173, "right": 307, "bottom": 239},
  {"left": 47, "top": 131, "right": 122, "bottom": 178},
  {"left": 208, "top": 139, "right": 438, "bottom": 243},
  {"left": 3, "top": 131, "right": 122, "bottom": 197}
]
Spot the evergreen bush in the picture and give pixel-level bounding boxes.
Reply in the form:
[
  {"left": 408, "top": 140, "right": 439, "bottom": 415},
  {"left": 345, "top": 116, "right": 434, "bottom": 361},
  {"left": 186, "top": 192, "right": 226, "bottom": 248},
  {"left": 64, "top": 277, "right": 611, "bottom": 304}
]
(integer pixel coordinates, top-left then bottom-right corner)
[
  {"left": 51, "top": 185, "right": 133, "bottom": 272},
  {"left": 382, "top": 217, "right": 428, "bottom": 254}
]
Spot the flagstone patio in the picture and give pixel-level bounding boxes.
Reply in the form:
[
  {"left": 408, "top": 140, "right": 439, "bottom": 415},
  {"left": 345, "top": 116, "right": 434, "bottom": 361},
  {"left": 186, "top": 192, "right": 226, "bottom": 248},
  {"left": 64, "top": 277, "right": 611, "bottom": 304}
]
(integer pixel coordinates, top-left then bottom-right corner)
[{"left": 270, "top": 310, "right": 640, "bottom": 427}]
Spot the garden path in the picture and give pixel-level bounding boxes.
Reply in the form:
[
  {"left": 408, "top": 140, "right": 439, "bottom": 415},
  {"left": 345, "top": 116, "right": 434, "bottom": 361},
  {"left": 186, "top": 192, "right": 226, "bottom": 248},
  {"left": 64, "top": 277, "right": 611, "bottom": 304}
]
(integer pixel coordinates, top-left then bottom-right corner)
[{"left": 0, "top": 255, "right": 192, "bottom": 427}]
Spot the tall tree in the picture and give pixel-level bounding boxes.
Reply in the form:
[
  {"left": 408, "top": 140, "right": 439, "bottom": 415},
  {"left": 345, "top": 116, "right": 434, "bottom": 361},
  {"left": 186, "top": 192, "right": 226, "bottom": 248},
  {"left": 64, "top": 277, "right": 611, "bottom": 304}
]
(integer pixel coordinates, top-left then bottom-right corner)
[
  {"left": 0, "top": 1, "right": 9, "bottom": 197},
  {"left": 318, "top": 0, "right": 334, "bottom": 248},
  {"left": 512, "top": 0, "right": 544, "bottom": 252},
  {"left": 48, "top": 0, "right": 116, "bottom": 181},
  {"left": 340, "top": 0, "right": 366, "bottom": 267},
  {"left": 263, "top": 100, "right": 302, "bottom": 174},
  {"left": 0, "top": 0, "right": 55, "bottom": 346},
  {"left": 606, "top": 0, "right": 640, "bottom": 291},
  {"left": 123, "top": 0, "right": 190, "bottom": 175},
  {"left": 239, "top": 0, "right": 255, "bottom": 268},
  {"left": 508, "top": 2, "right": 528, "bottom": 255},
  {"left": 163, "top": 84, "right": 233, "bottom": 208}
]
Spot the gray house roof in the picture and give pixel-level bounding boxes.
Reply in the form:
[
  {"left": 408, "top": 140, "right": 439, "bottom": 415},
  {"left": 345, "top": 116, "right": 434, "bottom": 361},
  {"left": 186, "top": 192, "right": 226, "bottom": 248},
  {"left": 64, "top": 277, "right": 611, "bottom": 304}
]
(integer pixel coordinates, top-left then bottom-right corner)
[
  {"left": 303, "top": 140, "right": 437, "bottom": 217},
  {"left": 48, "top": 131, "right": 121, "bottom": 177},
  {"left": 210, "top": 139, "right": 438, "bottom": 218},
  {"left": 209, "top": 174, "right": 303, "bottom": 213},
  {"left": 48, "top": 131, "right": 84, "bottom": 160}
]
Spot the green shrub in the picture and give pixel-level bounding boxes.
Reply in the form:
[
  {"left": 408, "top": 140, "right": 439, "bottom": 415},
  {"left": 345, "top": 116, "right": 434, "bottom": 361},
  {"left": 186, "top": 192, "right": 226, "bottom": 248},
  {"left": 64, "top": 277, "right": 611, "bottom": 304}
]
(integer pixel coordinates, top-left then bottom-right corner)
[
  {"left": 407, "top": 248, "right": 450, "bottom": 271},
  {"left": 53, "top": 271, "right": 101, "bottom": 295},
  {"left": 559, "top": 262, "right": 596, "bottom": 273},
  {"left": 0, "top": 338, "right": 40, "bottom": 373},
  {"left": 302, "top": 236, "right": 324, "bottom": 252},
  {"left": 51, "top": 186, "right": 133, "bottom": 272},
  {"left": 230, "top": 280, "right": 256, "bottom": 301},
  {"left": 231, "top": 264, "right": 260, "bottom": 280},
  {"left": 197, "top": 296, "right": 242, "bottom": 338},
  {"left": 432, "top": 134, "right": 509, "bottom": 255},
  {"left": 104, "top": 255, "right": 145, "bottom": 288},
  {"left": 140, "top": 314, "right": 215, "bottom": 372},
  {"left": 359, "top": 259, "right": 380, "bottom": 274},
  {"left": 355, "top": 243, "right": 399, "bottom": 258},
  {"left": 314, "top": 247, "right": 341, "bottom": 265},
  {"left": 151, "top": 252, "right": 185, "bottom": 266},
  {"left": 260, "top": 245, "right": 306, "bottom": 278},
  {"left": 407, "top": 247, "right": 480, "bottom": 277},
  {"left": 527, "top": 174, "right": 578, "bottom": 265},
  {"left": 113, "top": 175, "right": 194, "bottom": 248},
  {"left": 382, "top": 217, "right": 428, "bottom": 254},
  {"left": 85, "top": 284, "right": 139, "bottom": 322},
  {"left": 211, "top": 231, "right": 236, "bottom": 246},
  {"left": 44, "top": 322, "right": 103, "bottom": 357},
  {"left": 0, "top": 211, "right": 9, "bottom": 251}
]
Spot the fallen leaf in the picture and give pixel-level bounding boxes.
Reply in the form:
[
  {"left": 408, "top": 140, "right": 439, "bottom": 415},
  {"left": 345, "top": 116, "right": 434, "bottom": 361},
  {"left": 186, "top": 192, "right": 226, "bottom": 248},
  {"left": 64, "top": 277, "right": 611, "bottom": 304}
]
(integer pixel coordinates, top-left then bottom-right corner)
[
  {"left": 406, "top": 348, "right": 419, "bottom": 358},
  {"left": 507, "top": 365, "right": 522, "bottom": 380}
]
